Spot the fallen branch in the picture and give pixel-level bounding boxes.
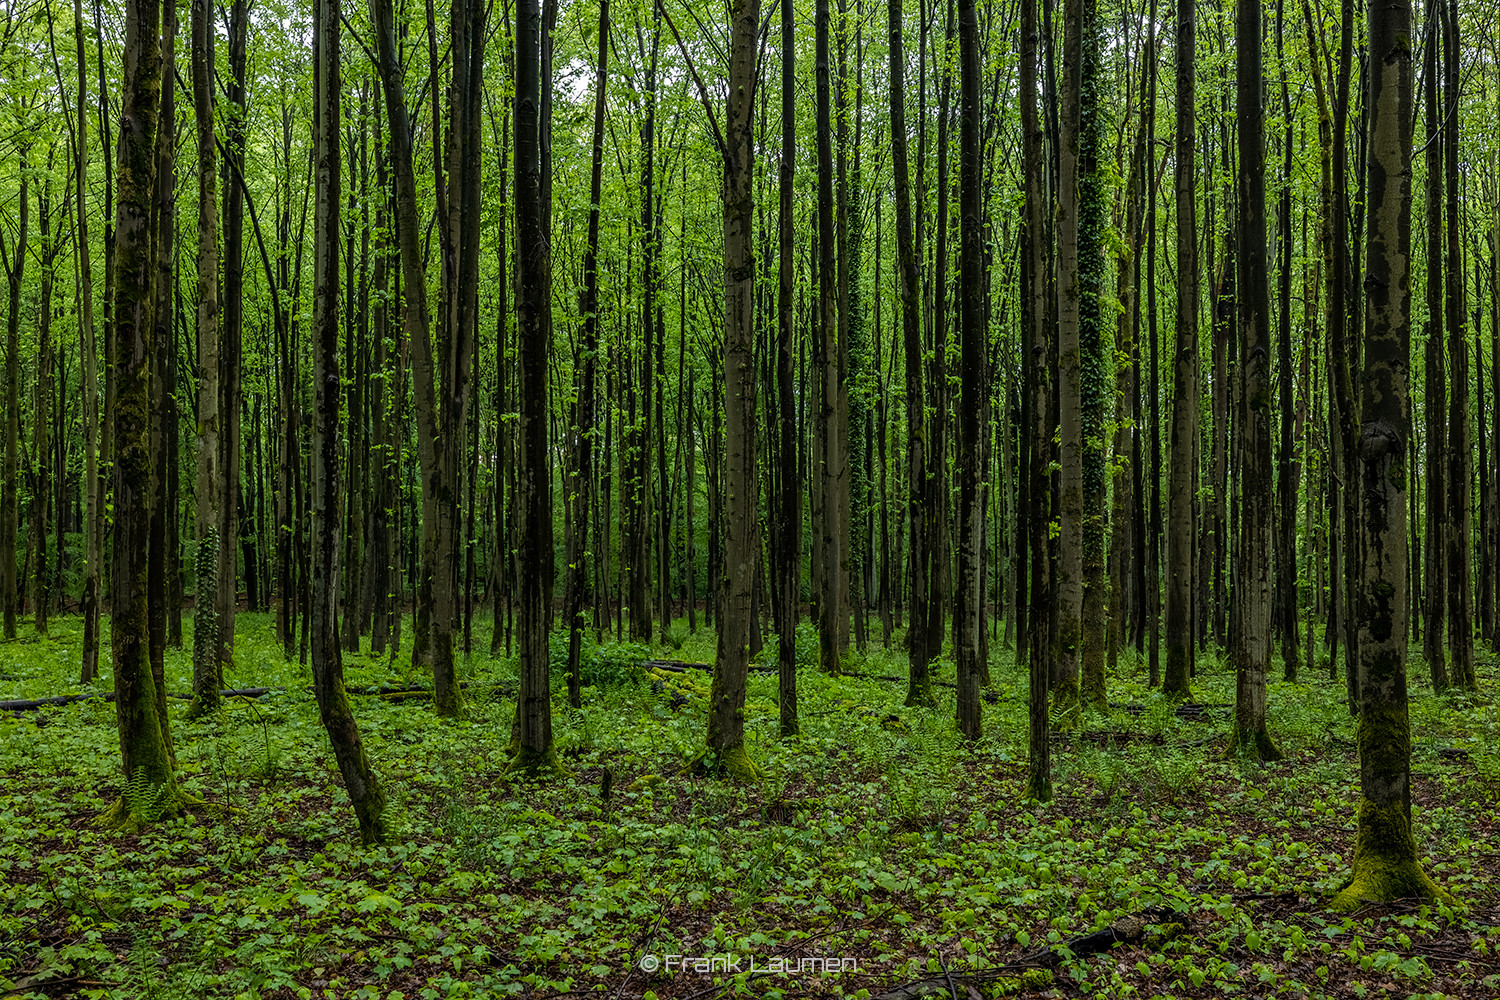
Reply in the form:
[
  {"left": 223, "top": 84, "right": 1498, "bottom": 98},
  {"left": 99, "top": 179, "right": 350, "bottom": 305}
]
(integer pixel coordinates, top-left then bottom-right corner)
[{"left": 869, "top": 908, "right": 1187, "bottom": 1000}]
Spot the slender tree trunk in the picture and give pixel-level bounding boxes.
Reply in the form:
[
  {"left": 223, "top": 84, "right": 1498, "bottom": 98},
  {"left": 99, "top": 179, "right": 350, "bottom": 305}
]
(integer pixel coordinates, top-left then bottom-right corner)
[
  {"left": 704, "top": 0, "right": 763, "bottom": 782},
  {"left": 775, "top": 0, "right": 801, "bottom": 736},
  {"left": 1053, "top": 0, "right": 1087, "bottom": 713},
  {"left": 2, "top": 154, "right": 25, "bottom": 641},
  {"left": 890, "top": 0, "right": 931, "bottom": 707},
  {"left": 76, "top": 0, "right": 103, "bottom": 683},
  {"left": 1422, "top": 0, "right": 1447, "bottom": 689},
  {"left": 512, "top": 0, "right": 558, "bottom": 773},
  {"left": 218, "top": 0, "right": 247, "bottom": 672},
  {"left": 1165, "top": 0, "right": 1197, "bottom": 699},
  {"left": 954, "top": 0, "right": 983, "bottom": 740},
  {"left": 311, "top": 0, "right": 387, "bottom": 844},
  {"left": 564, "top": 0, "right": 609, "bottom": 709},
  {"left": 1441, "top": 0, "right": 1473, "bottom": 689},
  {"left": 189, "top": 0, "right": 223, "bottom": 716},
  {"left": 1276, "top": 0, "right": 1300, "bottom": 680},
  {"left": 1230, "top": 0, "right": 1282, "bottom": 759},
  {"left": 33, "top": 163, "right": 57, "bottom": 636},
  {"left": 815, "top": 0, "right": 843, "bottom": 674}
]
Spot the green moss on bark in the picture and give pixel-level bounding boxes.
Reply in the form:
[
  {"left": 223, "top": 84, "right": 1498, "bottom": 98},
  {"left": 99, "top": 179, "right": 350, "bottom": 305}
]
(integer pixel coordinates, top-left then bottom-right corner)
[
  {"left": 1226, "top": 724, "right": 1284, "bottom": 762},
  {"left": 1331, "top": 796, "right": 1453, "bottom": 911},
  {"left": 507, "top": 744, "right": 571, "bottom": 780}
]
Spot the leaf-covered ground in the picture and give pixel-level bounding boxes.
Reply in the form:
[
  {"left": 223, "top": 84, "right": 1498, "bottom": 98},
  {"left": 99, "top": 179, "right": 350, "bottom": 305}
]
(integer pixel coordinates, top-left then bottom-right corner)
[{"left": 2, "top": 613, "right": 1498, "bottom": 999}]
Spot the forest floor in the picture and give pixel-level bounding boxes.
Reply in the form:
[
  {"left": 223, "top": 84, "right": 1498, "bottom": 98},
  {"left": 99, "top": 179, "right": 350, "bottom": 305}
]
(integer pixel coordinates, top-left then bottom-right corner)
[{"left": 1, "top": 613, "right": 1498, "bottom": 1000}]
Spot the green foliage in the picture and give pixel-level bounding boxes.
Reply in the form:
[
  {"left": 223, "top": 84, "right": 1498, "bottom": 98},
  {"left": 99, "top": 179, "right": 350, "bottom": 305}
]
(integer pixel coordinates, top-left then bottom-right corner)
[{"left": 1, "top": 615, "right": 1496, "bottom": 999}]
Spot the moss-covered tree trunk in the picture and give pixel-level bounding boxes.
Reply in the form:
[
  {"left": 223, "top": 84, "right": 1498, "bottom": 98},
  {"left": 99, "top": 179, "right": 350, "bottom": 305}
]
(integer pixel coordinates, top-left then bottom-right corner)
[
  {"left": 106, "top": 0, "right": 183, "bottom": 829},
  {"left": 1076, "top": 0, "right": 1108, "bottom": 710},
  {"left": 1165, "top": 0, "right": 1197, "bottom": 700},
  {"left": 310, "top": 0, "right": 387, "bottom": 845},
  {"left": 1333, "top": 0, "right": 1447, "bottom": 906},
  {"left": 1229, "top": 0, "right": 1282, "bottom": 760}
]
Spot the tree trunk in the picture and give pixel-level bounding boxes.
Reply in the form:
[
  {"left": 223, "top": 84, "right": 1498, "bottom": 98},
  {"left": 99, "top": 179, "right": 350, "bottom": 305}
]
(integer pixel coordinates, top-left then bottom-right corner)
[
  {"left": 76, "top": 0, "right": 103, "bottom": 683},
  {"left": 1331, "top": 0, "right": 1446, "bottom": 906},
  {"left": 815, "top": 0, "right": 843, "bottom": 674},
  {"left": 1421, "top": 0, "right": 1447, "bottom": 690},
  {"left": 311, "top": 0, "right": 387, "bottom": 845},
  {"left": 2, "top": 152, "right": 25, "bottom": 641},
  {"left": 218, "top": 0, "right": 247, "bottom": 673},
  {"left": 1053, "top": 0, "right": 1087, "bottom": 713},
  {"left": 189, "top": 0, "right": 223, "bottom": 716},
  {"left": 106, "top": 0, "right": 183, "bottom": 828},
  {"left": 705, "top": 0, "right": 763, "bottom": 782},
  {"left": 512, "top": 0, "right": 559, "bottom": 774},
  {"left": 774, "top": 0, "right": 801, "bottom": 736},
  {"left": 1165, "top": 0, "right": 1196, "bottom": 699},
  {"left": 1275, "top": 0, "right": 1300, "bottom": 681},
  {"left": 1230, "top": 0, "right": 1282, "bottom": 759},
  {"left": 563, "top": 0, "right": 609, "bottom": 710},
  {"left": 890, "top": 0, "right": 931, "bottom": 707},
  {"left": 953, "top": 0, "right": 983, "bottom": 741}
]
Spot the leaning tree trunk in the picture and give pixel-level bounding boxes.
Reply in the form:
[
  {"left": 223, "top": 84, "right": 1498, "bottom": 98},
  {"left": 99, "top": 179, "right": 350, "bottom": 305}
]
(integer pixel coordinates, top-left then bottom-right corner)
[
  {"left": 1230, "top": 0, "right": 1282, "bottom": 760},
  {"left": 310, "top": 0, "right": 387, "bottom": 846},
  {"left": 1331, "top": 0, "right": 1447, "bottom": 907}
]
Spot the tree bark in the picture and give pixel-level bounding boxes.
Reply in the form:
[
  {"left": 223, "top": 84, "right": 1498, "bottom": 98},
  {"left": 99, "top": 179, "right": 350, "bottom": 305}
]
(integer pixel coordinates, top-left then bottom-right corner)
[
  {"left": 1230, "top": 0, "right": 1282, "bottom": 759},
  {"left": 1331, "top": 0, "right": 1446, "bottom": 907},
  {"left": 1165, "top": 0, "right": 1196, "bottom": 699},
  {"left": 311, "top": 0, "right": 387, "bottom": 844},
  {"left": 953, "top": 0, "right": 983, "bottom": 741}
]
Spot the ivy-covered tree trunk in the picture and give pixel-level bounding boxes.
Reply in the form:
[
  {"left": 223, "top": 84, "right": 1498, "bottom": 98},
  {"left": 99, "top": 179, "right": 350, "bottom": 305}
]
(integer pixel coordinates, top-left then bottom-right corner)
[
  {"left": 1229, "top": 0, "right": 1282, "bottom": 760},
  {"left": 1077, "top": 0, "right": 1107, "bottom": 710},
  {"left": 106, "top": 0, "right": 183, "bottom": 828},
  {"left": 310, "top": 0, "right": 387, "bottom": 845},
  {"left": 1165, "top": 0, "right": 1197, "bottom": 700},
  {"left": 705, "top": 0, "right": 762, "bottom": 782},
  {"left": 1332, "top": 0, "right": 1447, "bottom": 906}
]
